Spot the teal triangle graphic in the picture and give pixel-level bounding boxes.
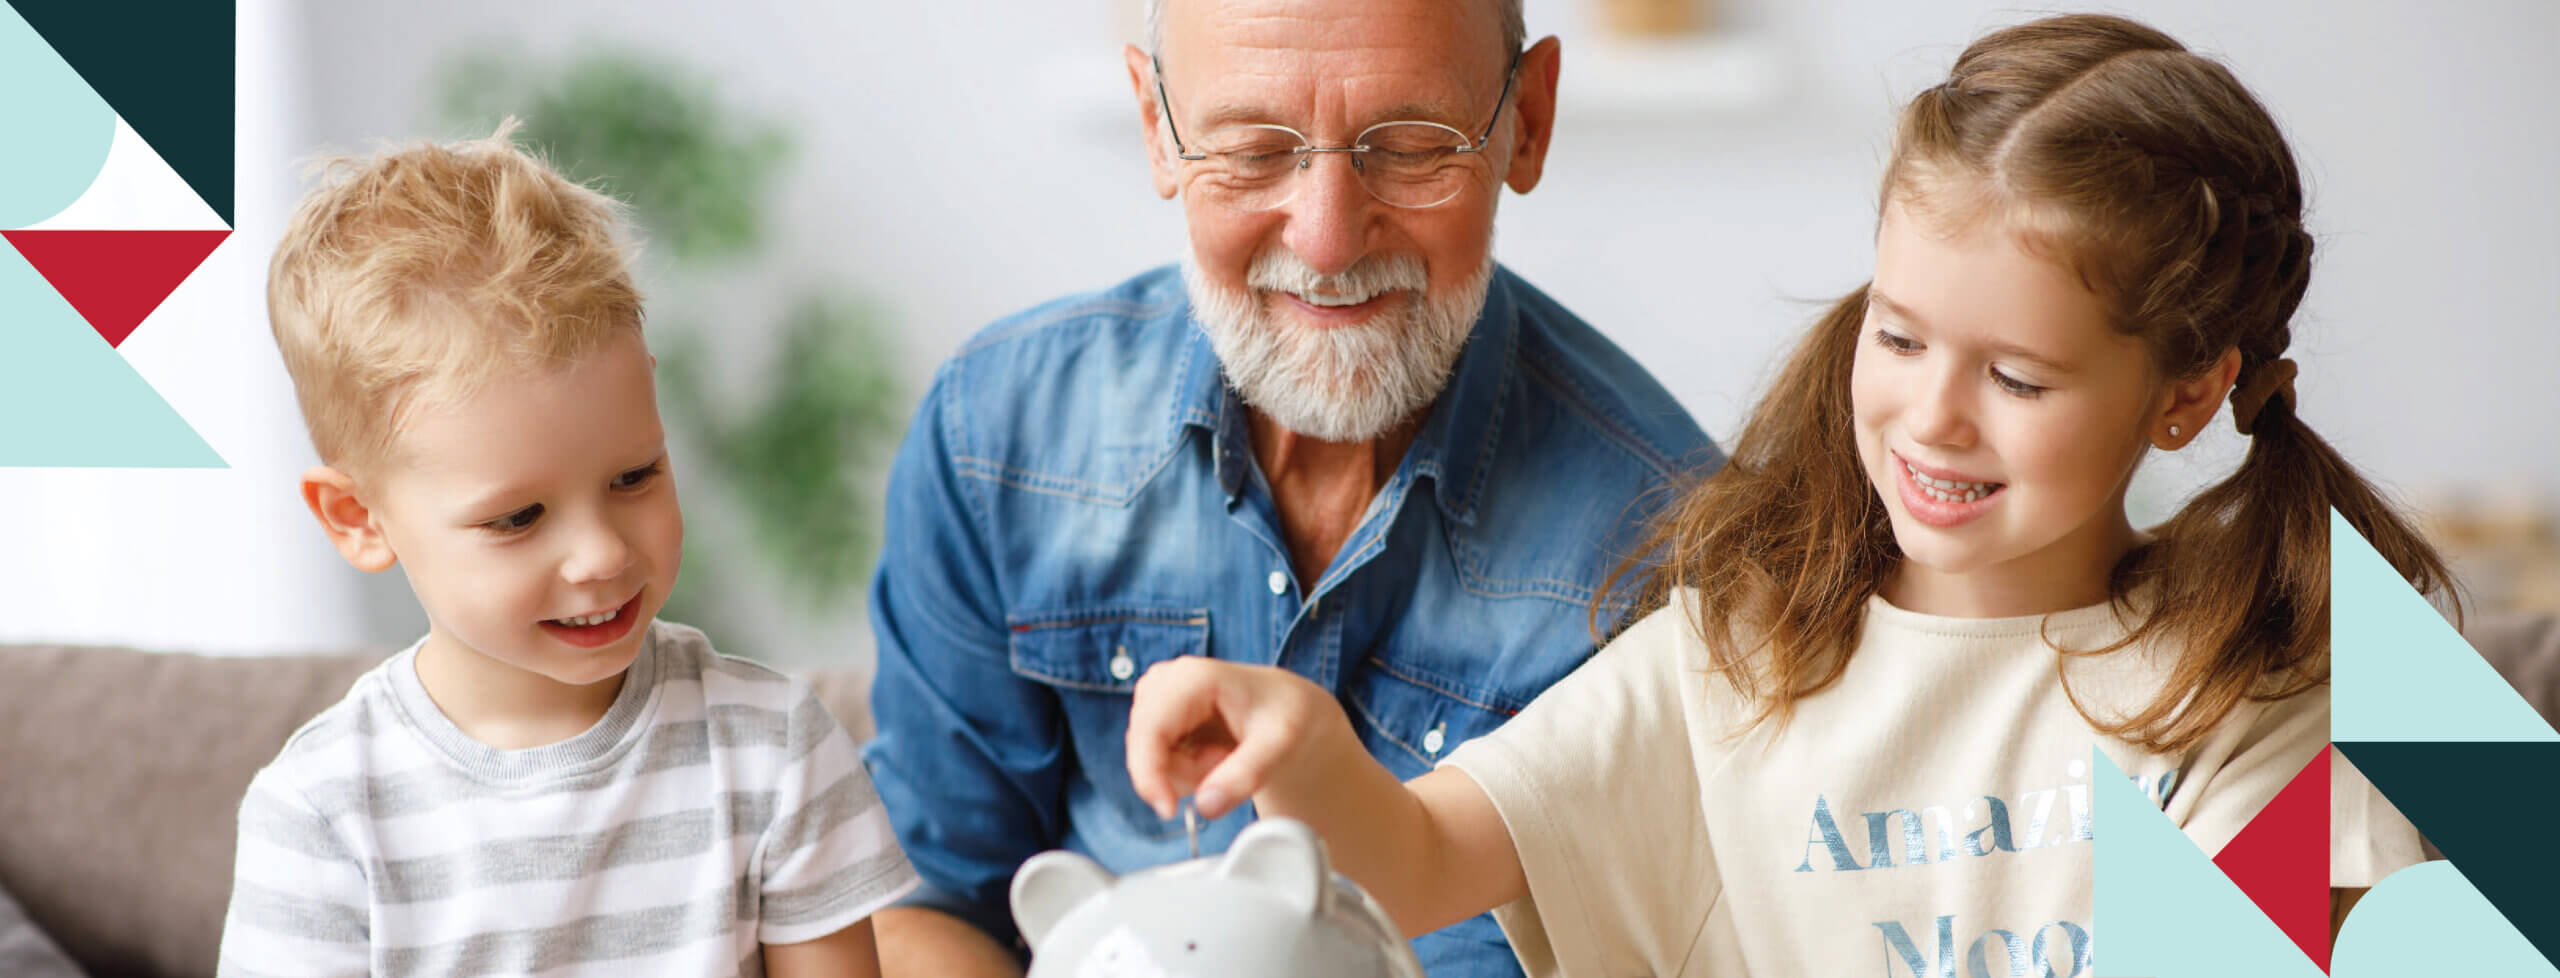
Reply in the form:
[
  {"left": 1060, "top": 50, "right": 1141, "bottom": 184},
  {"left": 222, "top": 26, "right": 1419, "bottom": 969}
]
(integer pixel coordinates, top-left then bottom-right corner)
[
  {"left": 2332, "top": 509, "right": 2558, "bottom": 743},
  {"left": 2335, "top": 742, "right": 2560, "bottom": 965},
  {"left": 2334, "top": 861, "right": 2558, "bottom": 976},
  {"left": 0, "top": 240, "right": 222, "bottom": 467},
  {"left": 0, "top": 1, "right": 115, "bottom": 228},
  {"left": 7, "top": 0, "right": 234, "bottom": 224},
  {"left": 2093, "top": 750, "right": 2321, "bottom": 977}
]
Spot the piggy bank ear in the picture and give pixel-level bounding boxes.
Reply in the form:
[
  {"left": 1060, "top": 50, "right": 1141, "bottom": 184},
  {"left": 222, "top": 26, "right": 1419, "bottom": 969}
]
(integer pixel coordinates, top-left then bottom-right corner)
[
  {"left": 1216, "top": 817, "right": 1332, "bottom": 916},
  {"left": 1012, "top": 850, "right": 1117, "bottom": 947}
]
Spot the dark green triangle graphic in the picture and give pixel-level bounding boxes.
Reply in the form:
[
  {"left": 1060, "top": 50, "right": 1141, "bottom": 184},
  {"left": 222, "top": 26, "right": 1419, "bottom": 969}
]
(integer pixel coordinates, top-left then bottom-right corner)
[
  {"left": 6, "top": 0, "right": 234, "bottom": 225},
  {"left": 2335, "top": 741, "right": 2560, "bottom": 968}
]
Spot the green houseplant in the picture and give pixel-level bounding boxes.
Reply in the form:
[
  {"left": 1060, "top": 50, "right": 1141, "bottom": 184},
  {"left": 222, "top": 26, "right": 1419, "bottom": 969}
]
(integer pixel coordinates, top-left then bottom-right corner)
[{"left": 438, "top": 46, "right": 907, "bottom": 651}]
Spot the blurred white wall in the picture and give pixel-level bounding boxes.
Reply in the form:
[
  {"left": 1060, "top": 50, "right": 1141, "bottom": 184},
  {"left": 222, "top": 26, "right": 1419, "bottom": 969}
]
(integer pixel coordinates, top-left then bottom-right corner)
[
  {"left": 0, "top": 0, "right": 372, "bottom": 655},
  {"left": 293, "top": 0, "right": 2558, "bottom": 497},
  {"left": 4, "top": 0, "right": 2551, "bottom": 656}
]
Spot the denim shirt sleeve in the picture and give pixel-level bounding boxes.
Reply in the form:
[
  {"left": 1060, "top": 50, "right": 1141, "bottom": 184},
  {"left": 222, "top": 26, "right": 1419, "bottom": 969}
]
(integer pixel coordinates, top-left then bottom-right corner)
[{"left": 861, "top": 361, "right": 1057, "bottom": 952}]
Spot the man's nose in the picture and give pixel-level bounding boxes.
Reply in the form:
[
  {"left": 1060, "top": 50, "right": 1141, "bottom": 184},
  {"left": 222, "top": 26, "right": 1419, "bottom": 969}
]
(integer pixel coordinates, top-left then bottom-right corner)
[{"left": 1277, "top": 153, "right": 1375, "bottom": 277}]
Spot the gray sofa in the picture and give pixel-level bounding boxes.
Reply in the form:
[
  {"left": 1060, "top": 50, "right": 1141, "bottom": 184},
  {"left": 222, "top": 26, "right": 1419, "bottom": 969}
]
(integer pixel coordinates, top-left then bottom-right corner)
[
  {"left": 4, "top": 614, "right": 2556, "bottom": 977},
  {"left": 0, "top": 643, "right": 873, "bottom": 978}
]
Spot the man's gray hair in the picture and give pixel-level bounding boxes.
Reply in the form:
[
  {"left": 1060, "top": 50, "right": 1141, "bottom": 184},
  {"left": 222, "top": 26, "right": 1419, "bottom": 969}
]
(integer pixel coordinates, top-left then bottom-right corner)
[{"left": 1144, "top": 0, "right": 1525, "bottom": 63}]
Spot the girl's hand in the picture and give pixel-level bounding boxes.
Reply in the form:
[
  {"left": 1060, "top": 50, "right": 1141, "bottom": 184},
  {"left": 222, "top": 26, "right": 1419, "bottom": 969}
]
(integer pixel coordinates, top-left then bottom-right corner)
[
  {"left": 1127, "top": 655, "right": 1529, "bottom": 937},
  {"left": 1124, "top": 656, "right": 1359, "bottom": 821}
]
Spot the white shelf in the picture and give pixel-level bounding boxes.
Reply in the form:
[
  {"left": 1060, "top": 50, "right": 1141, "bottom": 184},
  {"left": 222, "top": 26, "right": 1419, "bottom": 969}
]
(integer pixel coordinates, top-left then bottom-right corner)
[
  {"left": 1556, "top": 34, "right": 1788, "bottom": 120},
  {"left": 1042, "top": 33, "right": 1788, "bottom": 138}
]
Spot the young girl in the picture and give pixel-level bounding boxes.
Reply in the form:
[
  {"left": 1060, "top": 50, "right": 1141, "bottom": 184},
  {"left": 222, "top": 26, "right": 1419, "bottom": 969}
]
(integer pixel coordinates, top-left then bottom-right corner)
[{"left": 1120, "top": 13, "right": 2452, "bottom": 977}]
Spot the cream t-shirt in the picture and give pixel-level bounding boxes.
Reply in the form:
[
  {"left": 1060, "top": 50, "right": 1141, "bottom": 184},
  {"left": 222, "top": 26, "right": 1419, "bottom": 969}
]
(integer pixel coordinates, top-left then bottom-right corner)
[{"left": 1440, "top": 592, "right": 2416, "bottom": 978}]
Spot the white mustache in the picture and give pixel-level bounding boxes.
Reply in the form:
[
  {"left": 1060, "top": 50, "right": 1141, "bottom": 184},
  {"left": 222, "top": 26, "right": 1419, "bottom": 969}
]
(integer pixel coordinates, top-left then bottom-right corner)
[{"left": 1244, "top": 250, "right": 1429, "bottom": 299}]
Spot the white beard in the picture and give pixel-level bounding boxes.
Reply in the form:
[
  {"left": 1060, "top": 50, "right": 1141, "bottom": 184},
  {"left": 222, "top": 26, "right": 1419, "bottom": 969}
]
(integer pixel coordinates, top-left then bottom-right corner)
[{"left": 1183, "top": 248, "right": 1493, "bottom": 442}]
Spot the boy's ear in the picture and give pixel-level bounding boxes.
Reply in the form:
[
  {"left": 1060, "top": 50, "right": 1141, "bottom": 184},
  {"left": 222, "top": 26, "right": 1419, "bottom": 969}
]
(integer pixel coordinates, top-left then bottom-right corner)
[{"left": 301, "top": 465, "right": 397, "bottom": 573}]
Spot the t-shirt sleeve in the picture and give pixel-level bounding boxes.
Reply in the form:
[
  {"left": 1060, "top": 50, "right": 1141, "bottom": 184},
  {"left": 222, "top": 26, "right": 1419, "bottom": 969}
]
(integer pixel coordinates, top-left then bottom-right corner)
[
  {"left": 2331, "top": 749, "right": 2428, "bottom": 888},
  {"left": 1436, "top": 604, "right": 1717, "bottom": 978},
  {"left": 2165, "top": 685, "right": 2326, "bottom": 858},
  {"left": 757, "top": 682, "right": 922, "bottom": 946},
  {"left": 216, "top": 766, "right": 372, "bottom": 978},
  {"left": 2167, "top": 684, "right": 2412, "bottom": 888}
]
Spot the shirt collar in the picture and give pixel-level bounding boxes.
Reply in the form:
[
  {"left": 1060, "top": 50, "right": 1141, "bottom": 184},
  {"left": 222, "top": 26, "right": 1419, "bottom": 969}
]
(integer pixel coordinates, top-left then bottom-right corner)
[{"left": 1173, "top": 267, "right": 1519, "bottom": 526}]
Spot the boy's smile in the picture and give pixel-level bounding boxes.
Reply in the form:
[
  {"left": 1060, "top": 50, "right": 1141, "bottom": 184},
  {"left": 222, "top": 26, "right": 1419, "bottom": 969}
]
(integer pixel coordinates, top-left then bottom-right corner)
[{"left": 539, "top": 590, "right": 647, "bottom": 648}]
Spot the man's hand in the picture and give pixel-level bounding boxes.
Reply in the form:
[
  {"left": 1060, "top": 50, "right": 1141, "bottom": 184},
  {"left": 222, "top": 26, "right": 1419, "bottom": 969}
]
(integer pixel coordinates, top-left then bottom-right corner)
[
  {"left": 765, "top": 918, "right": 884, "bottom": 978},
  {"left": 1125, "top": 657, "right": 1361, "bottom": 820},
  {"left": 873, "top": 906, "right": 1025, "bottom": 978}
]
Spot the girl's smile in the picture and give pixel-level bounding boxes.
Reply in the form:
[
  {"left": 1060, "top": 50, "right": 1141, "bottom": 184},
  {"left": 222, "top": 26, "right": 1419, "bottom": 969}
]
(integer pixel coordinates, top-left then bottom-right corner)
[{"left": 1891, "top": 450, "right": 2006, "bottom": 528}]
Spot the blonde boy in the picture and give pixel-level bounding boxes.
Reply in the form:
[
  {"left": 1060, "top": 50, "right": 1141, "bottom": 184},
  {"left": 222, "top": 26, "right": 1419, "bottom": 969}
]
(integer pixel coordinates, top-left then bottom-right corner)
[{"left": 216, "top": 124, "right": 915, "bottom": 977}]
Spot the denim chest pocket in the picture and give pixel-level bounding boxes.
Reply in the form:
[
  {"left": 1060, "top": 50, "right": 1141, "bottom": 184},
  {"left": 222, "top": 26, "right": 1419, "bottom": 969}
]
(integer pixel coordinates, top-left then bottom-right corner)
[
  {"left": 1343, "top": 654, "right": 1545, "bottom": 780},
  {"left": 1006, "top": 606, "right": 1210, "bottom": 691},
  {"left": 1007, "top": 605, "right": 1210, "bottom": 841}
]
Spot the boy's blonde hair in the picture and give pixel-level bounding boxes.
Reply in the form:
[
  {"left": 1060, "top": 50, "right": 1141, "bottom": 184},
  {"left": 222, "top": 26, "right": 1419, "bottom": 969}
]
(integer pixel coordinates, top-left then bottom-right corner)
[{"left": 268, "top": 119, "right": 644, "bottom": 474}]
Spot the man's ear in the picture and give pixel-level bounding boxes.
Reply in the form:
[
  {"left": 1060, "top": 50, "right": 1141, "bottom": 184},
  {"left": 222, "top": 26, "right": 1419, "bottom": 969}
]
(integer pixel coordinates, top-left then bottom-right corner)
[
  {"left": 1124, "top": 44, "right": 1181, "bottom": 200},
  {"left": 1502, "top": 36, "right": 1563, "bottom": 195},
  {"left": 301, "top": 465, "right": 398, "bottom": 573}
]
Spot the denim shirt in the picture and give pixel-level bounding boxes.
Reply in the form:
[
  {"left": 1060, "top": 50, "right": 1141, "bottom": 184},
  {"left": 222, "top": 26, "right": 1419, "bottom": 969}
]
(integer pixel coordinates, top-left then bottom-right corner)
[{"left": 862, "top": 264, "right": 1718, "bottom": 976}]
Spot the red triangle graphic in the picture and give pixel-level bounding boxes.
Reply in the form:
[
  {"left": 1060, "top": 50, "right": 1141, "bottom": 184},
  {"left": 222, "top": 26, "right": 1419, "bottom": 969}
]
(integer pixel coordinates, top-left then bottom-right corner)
[
  {"left": 2, "top": 230, "right": 230, "bottom": 349},
  {"left": 2211, "top": 744, "right": 2333, "bottom": 971}
]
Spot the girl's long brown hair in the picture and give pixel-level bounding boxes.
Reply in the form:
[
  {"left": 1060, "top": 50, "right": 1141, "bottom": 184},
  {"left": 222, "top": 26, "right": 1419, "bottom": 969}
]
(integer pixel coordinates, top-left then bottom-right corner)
[{"left": 1603, "top": 14, "right": 2456, "bottom": 753}]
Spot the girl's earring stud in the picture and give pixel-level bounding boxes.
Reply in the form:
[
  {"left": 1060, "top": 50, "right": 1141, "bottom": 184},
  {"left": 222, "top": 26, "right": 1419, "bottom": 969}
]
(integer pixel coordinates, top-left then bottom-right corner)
[{"left": 2168, "top": 424, "right": 2182, "bottom": 439}]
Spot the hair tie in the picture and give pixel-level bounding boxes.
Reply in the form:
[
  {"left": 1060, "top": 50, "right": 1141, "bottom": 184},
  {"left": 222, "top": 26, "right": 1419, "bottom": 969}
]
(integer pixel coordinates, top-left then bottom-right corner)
[{"left": 2230, "top": 357, "right": 2298, "bottom": 436}]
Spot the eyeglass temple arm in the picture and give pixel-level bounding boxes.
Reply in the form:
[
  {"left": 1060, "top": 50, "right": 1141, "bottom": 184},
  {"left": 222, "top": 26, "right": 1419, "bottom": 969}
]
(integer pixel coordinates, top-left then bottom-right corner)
[
  {"left": 1471, "top": 49, "right": 1525, "bottom": 150},
  {"left": 1150, "top": 54, "right": 1207, "bottom": 160}
]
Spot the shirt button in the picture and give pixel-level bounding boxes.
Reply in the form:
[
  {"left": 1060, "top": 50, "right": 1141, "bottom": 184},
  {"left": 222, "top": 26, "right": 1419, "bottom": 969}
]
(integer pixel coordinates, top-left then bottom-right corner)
[
  {"left": 1267, "top": 570, "right": 1288, "bottom": 595},
  {"left": 1109, "top": 646, "right": 1135, "bottom": 681},
  {"left": 1422, "top": 722, "right": 1447, "bottom": 755}
]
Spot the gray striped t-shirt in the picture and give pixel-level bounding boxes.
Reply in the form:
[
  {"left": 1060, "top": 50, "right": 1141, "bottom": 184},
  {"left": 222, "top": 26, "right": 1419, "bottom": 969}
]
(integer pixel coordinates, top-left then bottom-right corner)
[{"left": 216, "top": 620, "right": 917, "bottom": 977}]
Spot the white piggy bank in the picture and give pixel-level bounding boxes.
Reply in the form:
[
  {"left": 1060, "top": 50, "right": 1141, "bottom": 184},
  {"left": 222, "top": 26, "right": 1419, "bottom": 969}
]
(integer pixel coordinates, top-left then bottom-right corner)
[{"left": 1009, "top": 817, "right": 1428, "bottom": 978}]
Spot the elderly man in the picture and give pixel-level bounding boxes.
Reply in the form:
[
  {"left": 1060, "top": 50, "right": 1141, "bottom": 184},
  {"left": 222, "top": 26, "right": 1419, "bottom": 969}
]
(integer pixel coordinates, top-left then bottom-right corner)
[{"left": 861, "top": 0, "right": 1718, "bottom": 974}]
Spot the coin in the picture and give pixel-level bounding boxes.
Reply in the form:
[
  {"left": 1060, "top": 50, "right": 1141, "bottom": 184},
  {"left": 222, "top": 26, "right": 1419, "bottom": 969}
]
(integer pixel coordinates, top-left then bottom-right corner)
[{"left": 1183, "top": 797, "right": 1200, "bottom": 859}]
